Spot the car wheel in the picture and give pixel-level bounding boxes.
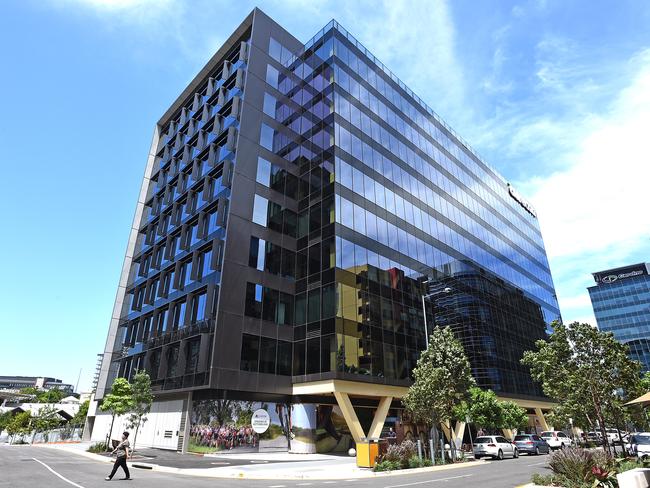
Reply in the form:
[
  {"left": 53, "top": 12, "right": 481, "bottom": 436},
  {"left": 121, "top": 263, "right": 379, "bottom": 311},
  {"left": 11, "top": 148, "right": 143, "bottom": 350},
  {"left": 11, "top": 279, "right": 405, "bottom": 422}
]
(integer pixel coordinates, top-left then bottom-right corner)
[
  {"left": 475, "top": 455, "right": 481, "bottom": 460},
  {"left": 535, "top": 447, "right": 540, "bottom": 456},
  {"left": 513, "top": 449, "right": 519, "bottom": 459},
  {"left": 497, "top": 449, "right": 503, "bottom": 460}
]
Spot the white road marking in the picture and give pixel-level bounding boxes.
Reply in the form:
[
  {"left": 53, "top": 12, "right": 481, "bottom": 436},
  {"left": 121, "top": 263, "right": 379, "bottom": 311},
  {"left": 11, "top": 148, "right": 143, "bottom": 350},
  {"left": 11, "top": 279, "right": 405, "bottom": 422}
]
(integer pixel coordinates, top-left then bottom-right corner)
[
  {"left": 323, "top": 482, "right": 337, "bottom": 484},
  {"left": 344, "top": 480, "right": 357, "bottom": 482},
  {"left": 269, "top": 485, "right": 286, "bottom": 487},
  {"left": 526, "top": 461, "right": 548, "bottom": 466},
  {"left": 383, "top": 474, "right": 473, "bottom": 488},
  {"left": 31, "top": 458, "right": 84, "bottom": 488},
  {"left": 297, "top": 483, "right": 313, "bottom": 486}
]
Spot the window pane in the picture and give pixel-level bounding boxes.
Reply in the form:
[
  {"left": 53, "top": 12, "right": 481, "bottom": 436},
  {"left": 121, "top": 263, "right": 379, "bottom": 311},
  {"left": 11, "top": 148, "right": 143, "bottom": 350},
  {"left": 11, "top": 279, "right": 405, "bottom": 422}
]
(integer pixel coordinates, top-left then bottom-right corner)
[
  {"left": 240, "top": 334, "right": 259, "bottom": 372},
  {"left": 252, "top": 195, "right": 268, "bottom": 226},
  {"left": 256, "top": 157, "right": 272, "bottom": 186},
  {"left": 306, "top": 338, "right": 320, "bottom": 374},
  {"left": 260, "top": 124, "right": 275, "bottom": 151},
  {"left": 293, "top": 341, "right": 305, "bottom": 376},
  {"left": 262, "top": 287, "right": 278, "bottom": 323},
  {"left": 259, "top": 337, "right": 277, "bottom": 374},
  {"left": 266, "top": 64, "right": 279, "bottom": 88},
  {"left": 308, "top": 289, "right": 320, "bottom": 323},
  {"left": 263, "top": 93, "right": 277, "bottom": 118},
  {"left": 245, "top": 282, "right": 262, "bottom": 318},
  {"left": 277, "top": 341, "right": 292, "bottom": 375}
]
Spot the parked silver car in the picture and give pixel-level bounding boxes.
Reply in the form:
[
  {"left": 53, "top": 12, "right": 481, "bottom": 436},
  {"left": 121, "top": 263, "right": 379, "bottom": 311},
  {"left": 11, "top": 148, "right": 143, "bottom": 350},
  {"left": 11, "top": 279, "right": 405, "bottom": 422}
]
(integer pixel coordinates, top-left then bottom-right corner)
[{"left": 513, "top": 434, "right": 550, "bottom": 455}]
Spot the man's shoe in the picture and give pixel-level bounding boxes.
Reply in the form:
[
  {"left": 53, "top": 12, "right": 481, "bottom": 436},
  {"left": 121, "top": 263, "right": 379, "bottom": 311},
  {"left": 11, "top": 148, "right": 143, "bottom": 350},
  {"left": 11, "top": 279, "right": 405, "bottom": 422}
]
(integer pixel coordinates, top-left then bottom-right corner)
[{"left": 105, "top": 477, "right": 111, "bottom": 481}]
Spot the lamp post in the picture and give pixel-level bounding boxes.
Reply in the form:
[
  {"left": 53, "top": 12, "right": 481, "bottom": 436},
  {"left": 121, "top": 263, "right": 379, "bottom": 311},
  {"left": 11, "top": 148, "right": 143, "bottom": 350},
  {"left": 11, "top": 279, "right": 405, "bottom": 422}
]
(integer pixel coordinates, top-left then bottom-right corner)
[
  {"left": 420, "top": 282, "right": 453, "bottom": 462},
  {"left": 421, "top": 284, "right": 452, "bottom": 346}
]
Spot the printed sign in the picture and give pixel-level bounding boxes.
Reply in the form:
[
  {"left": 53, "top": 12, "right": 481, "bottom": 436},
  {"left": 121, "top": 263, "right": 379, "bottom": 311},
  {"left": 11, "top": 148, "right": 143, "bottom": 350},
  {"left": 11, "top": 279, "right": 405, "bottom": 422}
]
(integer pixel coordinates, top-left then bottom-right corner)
[{"left": 251, "top": 409, "right": 271, "bottom": 434}]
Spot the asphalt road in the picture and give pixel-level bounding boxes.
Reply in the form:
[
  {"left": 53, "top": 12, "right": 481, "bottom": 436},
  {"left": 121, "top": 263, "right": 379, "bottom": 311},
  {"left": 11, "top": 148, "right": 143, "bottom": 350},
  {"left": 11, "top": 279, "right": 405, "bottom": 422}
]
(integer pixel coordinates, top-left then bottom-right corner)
[{"left": 0, "top": 445, "right": 550, "bottom": 488}]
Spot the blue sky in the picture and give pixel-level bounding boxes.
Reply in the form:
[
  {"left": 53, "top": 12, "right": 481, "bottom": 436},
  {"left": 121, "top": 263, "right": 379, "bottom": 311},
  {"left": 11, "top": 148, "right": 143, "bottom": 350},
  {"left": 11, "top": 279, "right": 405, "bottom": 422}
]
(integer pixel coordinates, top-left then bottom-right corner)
[{"left": 1, "top": 0, "right": 649, "bottom": 391}]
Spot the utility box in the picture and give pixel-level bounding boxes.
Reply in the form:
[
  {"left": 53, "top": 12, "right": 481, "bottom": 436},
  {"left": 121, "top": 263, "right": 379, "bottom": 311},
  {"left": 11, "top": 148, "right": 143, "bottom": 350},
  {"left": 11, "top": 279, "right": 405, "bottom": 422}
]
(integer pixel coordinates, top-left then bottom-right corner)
[{"left": 356, "top": 439, "right": 380, "bottom": 468}]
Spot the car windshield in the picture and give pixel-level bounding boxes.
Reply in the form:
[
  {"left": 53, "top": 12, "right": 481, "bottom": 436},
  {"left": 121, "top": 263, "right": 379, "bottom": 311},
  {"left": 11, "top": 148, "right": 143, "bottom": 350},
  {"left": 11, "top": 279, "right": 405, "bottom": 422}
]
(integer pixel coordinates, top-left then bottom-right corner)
[
  {"left": 475, "top": 437, "right": 493, "bottom": 444},
  {"left": 541, "top": 432, "right": 553, "bottom": 437},
  {"left": 634, "top": 435, "right": 650, "bottom": 444},
  {"left": 514, "top": 435, "right": 531, "bottom": 441}
]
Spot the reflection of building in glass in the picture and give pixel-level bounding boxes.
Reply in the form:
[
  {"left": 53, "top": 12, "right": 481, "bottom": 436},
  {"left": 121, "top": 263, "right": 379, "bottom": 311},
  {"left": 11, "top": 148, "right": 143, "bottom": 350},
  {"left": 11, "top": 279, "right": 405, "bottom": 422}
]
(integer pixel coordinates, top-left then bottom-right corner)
[
  {"left": 588, "top": 263, "right": 650, "bottom": 373},
  {"left": 91, "top": 8, "right": 560, "bottom": 452}
]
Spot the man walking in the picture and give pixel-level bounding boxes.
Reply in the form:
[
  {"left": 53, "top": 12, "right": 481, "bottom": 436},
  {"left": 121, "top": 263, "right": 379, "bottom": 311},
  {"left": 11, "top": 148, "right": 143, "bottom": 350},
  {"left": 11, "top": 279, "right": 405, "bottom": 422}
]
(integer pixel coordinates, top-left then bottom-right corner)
[{"left": 105, "top": 431, "right": 132, "bottom": 481}]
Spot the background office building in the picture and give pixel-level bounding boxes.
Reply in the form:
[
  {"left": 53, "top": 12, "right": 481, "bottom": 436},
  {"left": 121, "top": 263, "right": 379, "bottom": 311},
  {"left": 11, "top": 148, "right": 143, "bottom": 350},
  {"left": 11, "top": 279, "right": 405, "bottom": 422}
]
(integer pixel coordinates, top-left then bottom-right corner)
[
  {"left": 588, "top": 263, "right": 650, "bottom": 373},
  {"left": 0, "top": 376, "right": 74, "bottom": 394},
  {"left": 92, "top": 8, "right": 560, "bottom": 452}
]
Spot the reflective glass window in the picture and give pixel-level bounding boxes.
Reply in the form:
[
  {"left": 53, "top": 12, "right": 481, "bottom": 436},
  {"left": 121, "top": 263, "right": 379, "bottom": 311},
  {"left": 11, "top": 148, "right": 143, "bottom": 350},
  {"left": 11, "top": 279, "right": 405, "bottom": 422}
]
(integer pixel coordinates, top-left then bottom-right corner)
[
  {"left": 252, "top": 195, "right": 268, "bottom": 226},
  {"left": 245, "top": 282, "right": 262, "bottom": 318},
  {"left": 263, "top": 93, "right": 277, "bottom": 118},
  {"left": 259, "top": 337, "right": 277, "bottom": 374},
  {"left": 240, "top": 334, "right": 259, "bottom": 372}
]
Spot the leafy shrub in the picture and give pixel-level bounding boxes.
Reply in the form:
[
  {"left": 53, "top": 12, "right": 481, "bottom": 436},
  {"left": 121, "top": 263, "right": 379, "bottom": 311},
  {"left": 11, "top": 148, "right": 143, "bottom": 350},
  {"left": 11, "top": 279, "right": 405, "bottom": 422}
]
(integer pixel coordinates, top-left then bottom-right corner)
[
  {"left": 381, "top": 440, "right": 418, "bottom": 468},
  {"left": 374, "top": 460, "right": 402, "bottom": 471},
  {"left": 87, "top": 441, "right": 108, "bottom": 453},
  {"left": 406, "top": 455, "right": 434, "bottom": 468},
  {"left": 530, "top": 473, "right": 555, "bottom": 486},
  {"left": 548, "top": 448, "right": 609, "bottom": 480},
  {"left": 543, "top": 448, "right": 616, "bottom": 487}
]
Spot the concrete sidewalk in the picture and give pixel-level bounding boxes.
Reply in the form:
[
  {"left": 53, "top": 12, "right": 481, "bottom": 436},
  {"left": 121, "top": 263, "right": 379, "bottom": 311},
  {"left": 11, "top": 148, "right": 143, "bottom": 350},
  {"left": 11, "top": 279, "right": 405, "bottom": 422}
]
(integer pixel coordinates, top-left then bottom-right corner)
[{"left": 32, "top": 442, "right": 486, "bottom": 480}]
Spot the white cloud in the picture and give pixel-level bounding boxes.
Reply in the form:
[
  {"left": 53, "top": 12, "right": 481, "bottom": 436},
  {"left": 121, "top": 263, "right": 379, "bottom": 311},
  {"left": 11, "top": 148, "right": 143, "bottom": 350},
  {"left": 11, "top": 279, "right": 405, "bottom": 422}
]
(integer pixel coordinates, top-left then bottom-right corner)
[
  {"left": 341, "top": 0, "right": 466, "bottom": 122},
  {"left": 524, "top": 48, "right": 650, "bottom": 323}
]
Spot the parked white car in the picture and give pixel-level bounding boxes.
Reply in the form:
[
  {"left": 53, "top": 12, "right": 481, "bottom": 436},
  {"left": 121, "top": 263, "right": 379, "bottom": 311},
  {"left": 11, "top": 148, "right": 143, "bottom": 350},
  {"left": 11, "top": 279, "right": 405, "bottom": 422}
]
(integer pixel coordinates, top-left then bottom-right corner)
[
  {"left": 605, "top": 428, "right": 625, "bottom": 444},
  {"left": 540, "top": 431, "right": 573, "bottom": 449},
  {"left": 626, "top": 433, "right": 650, "bottom": 458},
  {"left": 473, "top": 435, "right": 519, "bottom": 460}
]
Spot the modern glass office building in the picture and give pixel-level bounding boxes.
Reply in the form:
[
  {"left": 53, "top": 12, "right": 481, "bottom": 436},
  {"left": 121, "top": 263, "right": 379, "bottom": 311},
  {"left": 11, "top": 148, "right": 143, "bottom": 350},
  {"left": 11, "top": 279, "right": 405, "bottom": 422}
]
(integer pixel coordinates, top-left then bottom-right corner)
[
  {"left": 92, "top": 9, "right": 560, "bottom": 452},
  {"left": 588, "top": 263, "right": 650, "bottom": 373}
]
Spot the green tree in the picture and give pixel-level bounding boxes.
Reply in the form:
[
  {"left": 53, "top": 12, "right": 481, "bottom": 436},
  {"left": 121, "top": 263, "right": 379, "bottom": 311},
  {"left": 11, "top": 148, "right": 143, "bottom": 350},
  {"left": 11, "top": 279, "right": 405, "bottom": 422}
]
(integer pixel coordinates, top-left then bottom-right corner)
[
  {"left": 522, "top": 321, "right": 641, "bottom": 454},
  {"left": 501, "top": 401, "right": 528, "bottom": 431},
  {"left": 71, "top": 400, "right": 90, "bottom": 431},
  {"left": 33, "top": 406, "right": 62, "bottom": 440},
  {"left": 37, "top": 389, "right": 66, "bottom": 404},
  {"left": 403, "top": 326, "right": 474, "bottom": 458},
  {"left": 454, "top": 387, "right": 503, "bottom": 433},
  {"left": 126, "top": 371, "right": 153, "bottom": 452},
  {"left": 0, "top": 411, "right": 13, "bottom": 433},
  {"left": 19, "top": 387, "right": 39, "bottom": 399},
  {"left": 6, "top": 411, "right": 32, "bottom": 443},
  {"left": 100, "top": 377, "right": 134, "bottom": 448}
]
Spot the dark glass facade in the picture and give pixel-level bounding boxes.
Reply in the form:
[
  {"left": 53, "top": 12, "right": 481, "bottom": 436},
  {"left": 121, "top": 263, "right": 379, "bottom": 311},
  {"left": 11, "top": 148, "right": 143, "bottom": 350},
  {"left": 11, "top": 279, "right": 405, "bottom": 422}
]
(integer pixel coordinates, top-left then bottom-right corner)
[
  {"left": 98, "top": 9, "right": 560, "bottom": 404},
  {"left": 589, "top": 263, "right": 650, "bottom": 373}
]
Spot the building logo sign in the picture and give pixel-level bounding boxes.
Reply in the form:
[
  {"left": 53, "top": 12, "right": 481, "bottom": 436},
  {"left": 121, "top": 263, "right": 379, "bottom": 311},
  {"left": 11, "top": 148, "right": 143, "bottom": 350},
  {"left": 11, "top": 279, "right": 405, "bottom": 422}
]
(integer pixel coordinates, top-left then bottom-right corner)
[
  {"left": 601, "top": 270, "right": 644, "bottom": 284},
  {"left": 507, "top": 184, "right": 537, "bottom": 218},
  {"left": 594, "top": 264, "right": 648, "bottom": 285},
  {"left": 251, "top": 409, "right": 271, "bottom": 434}
]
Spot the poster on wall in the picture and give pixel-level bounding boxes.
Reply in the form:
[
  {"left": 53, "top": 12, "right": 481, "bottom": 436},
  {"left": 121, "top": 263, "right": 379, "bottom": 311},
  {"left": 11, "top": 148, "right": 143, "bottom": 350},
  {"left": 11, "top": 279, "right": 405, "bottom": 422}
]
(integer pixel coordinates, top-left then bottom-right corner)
[{"left": 189, "top": 399, "right": 292, "bottom": 454}]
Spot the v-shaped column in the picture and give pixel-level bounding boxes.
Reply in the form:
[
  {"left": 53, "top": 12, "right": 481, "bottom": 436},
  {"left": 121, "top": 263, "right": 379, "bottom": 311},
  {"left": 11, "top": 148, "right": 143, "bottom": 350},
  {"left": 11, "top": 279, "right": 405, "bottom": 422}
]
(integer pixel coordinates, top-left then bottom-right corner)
[{"left": 333, "top": 392, "right": 393, "bottom": 443}]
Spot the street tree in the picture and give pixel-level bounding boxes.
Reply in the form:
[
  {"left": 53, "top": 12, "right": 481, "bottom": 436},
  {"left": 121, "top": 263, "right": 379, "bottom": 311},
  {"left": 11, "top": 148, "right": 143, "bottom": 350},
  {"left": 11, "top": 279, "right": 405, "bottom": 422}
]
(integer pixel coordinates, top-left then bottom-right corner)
[
  {"left": 454, "top": 387, "right": 503, "bottom": 434},
  {"left": 501, "top": 401, "right": 529, "bottom": 431},
  {"left": 6, "top": 411, "right": 32, "bottom": 443},
  {"left": 71, "top": 400, "right": 89, "bottom": 427},
  {"left": 100, "top": 377, "right": 134, "bottom": 448},
  {"left": 522, "top": 321, "right": 641, "bottom": 454},
  {"left": 403, "top": 326, "right": 474, "bottom": 457},
  {"left": 126, "top": 370, "right": 153, "bottom": 452},
  {"left": 0, "top": 411, "right": 13, "bottom": 433},
  {"left": 33, "top": 406, "right": 62, "bottom": 441}
]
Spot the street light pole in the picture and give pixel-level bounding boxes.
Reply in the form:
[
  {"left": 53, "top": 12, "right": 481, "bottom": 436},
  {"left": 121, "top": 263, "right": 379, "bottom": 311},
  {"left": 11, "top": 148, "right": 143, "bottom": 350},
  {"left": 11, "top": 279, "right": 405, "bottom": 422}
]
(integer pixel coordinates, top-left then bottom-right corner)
[{"left": 422, "top": 293, "right": 429, "bottom": 346}]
